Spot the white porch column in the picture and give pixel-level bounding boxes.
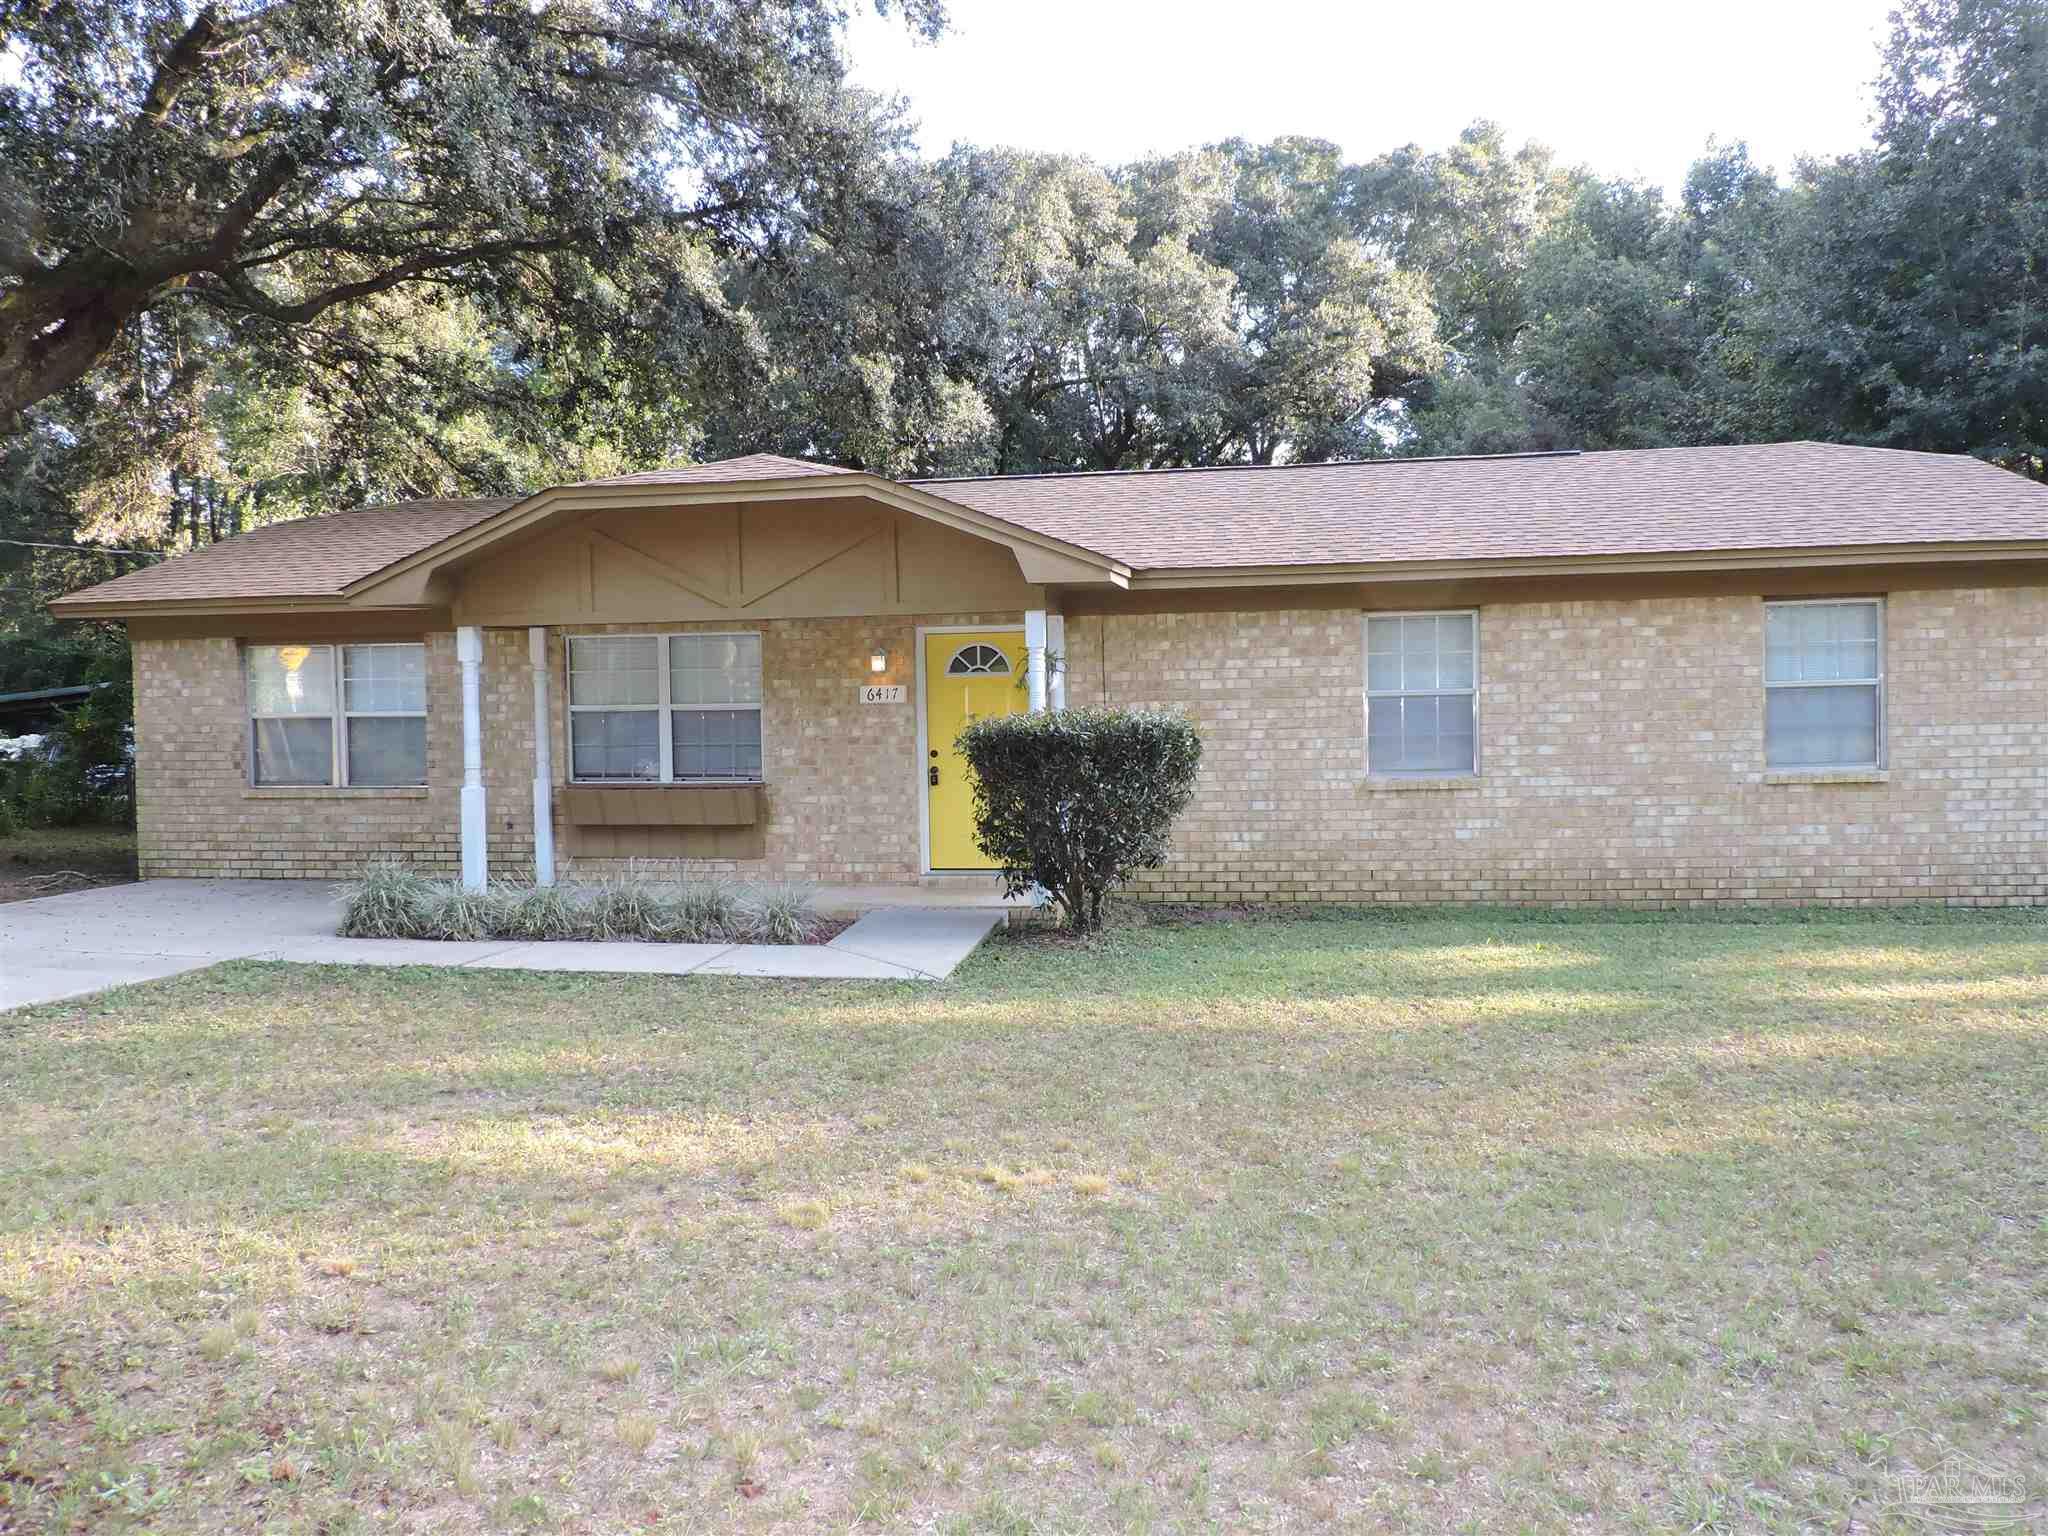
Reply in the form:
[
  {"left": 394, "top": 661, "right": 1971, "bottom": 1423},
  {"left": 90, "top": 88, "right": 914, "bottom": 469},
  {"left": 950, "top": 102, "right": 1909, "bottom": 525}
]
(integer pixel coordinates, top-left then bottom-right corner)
[
  {"left": 528, "top": 626, "right": 555, "bottom": 887},
  {"left": 1024, "top": 608, "right": 1049, "bottom": 713},
  {"left": 1046, "top": 614, "right": 1067, "bottom": 711},
  {"left": 456, "top": 625, "right": 487, "bottom": 890}
]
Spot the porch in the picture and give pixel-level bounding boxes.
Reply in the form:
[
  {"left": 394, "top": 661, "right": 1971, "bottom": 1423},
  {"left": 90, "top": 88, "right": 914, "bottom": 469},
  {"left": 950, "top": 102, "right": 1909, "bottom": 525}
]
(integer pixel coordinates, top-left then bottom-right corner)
[{"left": 446, "top": 612, "right": 1068, "bottom": 892}]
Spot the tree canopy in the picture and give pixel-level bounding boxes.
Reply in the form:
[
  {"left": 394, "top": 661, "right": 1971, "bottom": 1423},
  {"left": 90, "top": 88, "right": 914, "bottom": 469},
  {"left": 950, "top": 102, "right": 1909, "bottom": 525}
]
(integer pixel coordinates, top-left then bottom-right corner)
[
  {"left": 3, "top": 0, "right": 2044, "bottom": 680},
  {"left": 0, "top": 0, "right": 945, "bottom": 417}
]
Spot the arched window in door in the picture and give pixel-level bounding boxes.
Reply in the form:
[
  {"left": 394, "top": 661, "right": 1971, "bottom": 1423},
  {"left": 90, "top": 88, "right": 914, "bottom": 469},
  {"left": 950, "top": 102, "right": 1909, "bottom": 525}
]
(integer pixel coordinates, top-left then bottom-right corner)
[{"left": 946, "top": 643, "right": 1012, "bottom": 676}]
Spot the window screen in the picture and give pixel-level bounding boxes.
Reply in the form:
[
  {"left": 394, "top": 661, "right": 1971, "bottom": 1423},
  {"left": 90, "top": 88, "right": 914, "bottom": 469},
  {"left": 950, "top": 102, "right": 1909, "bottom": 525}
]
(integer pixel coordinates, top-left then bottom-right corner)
[
  {"left": 566, "top": 633, "right": 764, "bottom": 783},
  {"left": 1764, "top": 601, "right": 1883, "bottom": 769},
  {"left": 568, "top": 636, "right": 662, "bottom": 781},
  {"left": 1365, "top": 613, "right": 1478, "bottom": 775},
  {"left": 247, "top": 642, "right": 426, "bottom": 786},
  {"left": 341, "top": 644, "right": 427, "bottom": 786}
]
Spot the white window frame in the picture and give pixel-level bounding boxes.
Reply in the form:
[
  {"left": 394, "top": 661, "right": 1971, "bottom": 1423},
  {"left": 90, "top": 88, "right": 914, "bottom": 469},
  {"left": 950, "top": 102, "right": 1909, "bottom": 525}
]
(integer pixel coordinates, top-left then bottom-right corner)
[
  {"left": 1363, "top": 609, "right": 1481, "bottom": 778},
  {"left": 245, "top": 641, "right": 429, "bottom": 788},
  {"left": 564, "top": 631, "right": 766, "bottom": 785},
  {"left": 1762, "top": 597, "right": 1886, "bottom": 771}
]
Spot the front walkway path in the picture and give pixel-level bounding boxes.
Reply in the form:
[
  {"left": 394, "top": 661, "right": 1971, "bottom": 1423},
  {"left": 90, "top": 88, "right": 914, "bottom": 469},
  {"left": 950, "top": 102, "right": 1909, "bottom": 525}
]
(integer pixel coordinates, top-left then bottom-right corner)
[{"left": 0, "top": 880, "right": 1005, "bottom": 1011}]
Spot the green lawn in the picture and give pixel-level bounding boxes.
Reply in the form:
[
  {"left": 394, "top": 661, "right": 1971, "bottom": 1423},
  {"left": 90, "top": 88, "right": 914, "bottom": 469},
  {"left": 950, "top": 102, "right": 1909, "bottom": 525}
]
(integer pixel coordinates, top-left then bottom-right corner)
[{"left": 3, "top": 907, "right": 2045, "bottom": 1533}]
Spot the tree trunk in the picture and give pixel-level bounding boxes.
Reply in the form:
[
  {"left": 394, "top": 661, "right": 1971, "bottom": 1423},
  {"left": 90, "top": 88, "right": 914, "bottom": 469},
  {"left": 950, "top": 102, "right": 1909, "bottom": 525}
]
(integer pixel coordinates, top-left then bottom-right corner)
[
  {"left": 1064, "top": 874, "right": 1089, "bottom": 934},
  {"left": 0, "top": 278, "right": 153, "bottom": 424}
]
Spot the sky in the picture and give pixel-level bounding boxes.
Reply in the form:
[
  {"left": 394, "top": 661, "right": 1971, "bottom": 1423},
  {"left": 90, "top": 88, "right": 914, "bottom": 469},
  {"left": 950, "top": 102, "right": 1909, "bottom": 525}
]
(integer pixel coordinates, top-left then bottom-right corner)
[{"left": 844, "top": 0, "right": 1895, "bottom": 191}]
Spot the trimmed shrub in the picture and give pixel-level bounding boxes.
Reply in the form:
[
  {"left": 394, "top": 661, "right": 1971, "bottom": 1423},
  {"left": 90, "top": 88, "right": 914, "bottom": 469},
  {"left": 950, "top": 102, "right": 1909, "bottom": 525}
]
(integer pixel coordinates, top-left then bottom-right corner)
[{"left": 956, "top": 707, "right": 1203, "bottom": 934}]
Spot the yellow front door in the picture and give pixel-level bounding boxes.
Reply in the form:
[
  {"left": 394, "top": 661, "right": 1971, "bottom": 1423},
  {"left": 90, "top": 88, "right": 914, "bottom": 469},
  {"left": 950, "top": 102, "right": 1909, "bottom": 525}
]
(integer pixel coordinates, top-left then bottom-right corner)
[{"left": 924, "top": 629, "right": 1027, "bottom": 870}]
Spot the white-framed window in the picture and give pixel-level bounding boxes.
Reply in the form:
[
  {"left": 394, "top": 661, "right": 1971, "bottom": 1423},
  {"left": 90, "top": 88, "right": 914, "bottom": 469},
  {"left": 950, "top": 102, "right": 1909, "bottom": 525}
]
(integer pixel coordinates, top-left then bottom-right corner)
[
  {"left": 567, "top": 632, "right": 763, "bottom": 783},
  {"left": 1764, "top": 598, "right": 1884, "bottom": 769},
  {"left": 1365, "top": 610, "right": 1478, "bottom": 776},
  {"left": 245, "top": 642, "right": 427, "bottom": 787}
]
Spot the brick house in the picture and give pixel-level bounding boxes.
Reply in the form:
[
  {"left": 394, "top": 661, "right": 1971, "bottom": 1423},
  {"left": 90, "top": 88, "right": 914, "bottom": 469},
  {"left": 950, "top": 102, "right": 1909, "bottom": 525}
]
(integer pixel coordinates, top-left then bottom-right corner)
[{"left": 50, "top": 443, "right": 2048, "bottom": 905}]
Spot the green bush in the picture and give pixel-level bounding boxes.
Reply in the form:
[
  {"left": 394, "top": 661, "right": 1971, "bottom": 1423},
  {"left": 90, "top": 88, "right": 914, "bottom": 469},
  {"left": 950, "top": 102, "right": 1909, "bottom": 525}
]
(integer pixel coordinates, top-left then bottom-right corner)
[
  {"left": 744, "top": 884, "right": 824, "bottom": 944},
  {"left": 336, "top": 865, "right": 821, "bottom": 944},
  {"left": 673, "top": 876, "right": 742, "bottom": 938},
  {"left": 340, "top": 860, "right": 436, "bottom": 937},
  {"left": 957, "top": 707, "right": 1203, "bottom": 934},
  {"left": 497, "top": 881, "right": 581, "bottom": 941},
  {"left": 584, "top": 872, "right": 673, "bottom": 940},
  {"left": 0, "top": 664, "right": 135, "bottom": 831}
]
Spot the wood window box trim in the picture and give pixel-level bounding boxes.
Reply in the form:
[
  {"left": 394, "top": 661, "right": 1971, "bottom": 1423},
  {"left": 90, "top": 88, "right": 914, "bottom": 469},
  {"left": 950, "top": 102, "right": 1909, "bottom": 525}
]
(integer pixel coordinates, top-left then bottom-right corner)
[{"left": 560, "top": 783, "right": 763, "bottom": 827}]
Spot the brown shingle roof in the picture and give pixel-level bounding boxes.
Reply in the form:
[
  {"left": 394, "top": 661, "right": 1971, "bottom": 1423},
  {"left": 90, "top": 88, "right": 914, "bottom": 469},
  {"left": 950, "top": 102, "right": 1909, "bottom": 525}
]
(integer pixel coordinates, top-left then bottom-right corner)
[
  {"left": 45, "top": 456, "right": 851, "bottom": 611},
  {"left": 50, "top": 444, "right": 2048, "bottom": 613},
  {"left": 573, "top": 453, "right": 855, "bottom": 488},
  {"left": 53, "top": 495, "right": 523, "bottom": 608},
  {"left": 912, "top": 442, "right": 2048, "bottom": 570}
]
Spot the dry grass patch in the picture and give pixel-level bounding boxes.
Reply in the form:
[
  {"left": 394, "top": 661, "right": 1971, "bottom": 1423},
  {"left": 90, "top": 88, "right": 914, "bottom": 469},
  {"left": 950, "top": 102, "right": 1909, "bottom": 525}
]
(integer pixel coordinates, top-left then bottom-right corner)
[
  {"left": 594, "top": 1354, "right": 642, "bottom": 1384},
  {"left": 3, "top": 905, "right": 2046, "bottom": 1533},
  {"left": 778, "top": 1199, "right": 829, "bottom": 1231},
  {"left": 615, "top": 1412, "right": 658, "bottom": 1456}
]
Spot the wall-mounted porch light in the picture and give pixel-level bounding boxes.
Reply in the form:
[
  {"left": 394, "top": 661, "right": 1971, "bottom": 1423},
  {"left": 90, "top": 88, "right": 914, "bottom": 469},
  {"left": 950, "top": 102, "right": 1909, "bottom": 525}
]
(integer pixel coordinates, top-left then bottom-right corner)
[{"left": 869, "top": 648, "right": 889, "bottom": 673}]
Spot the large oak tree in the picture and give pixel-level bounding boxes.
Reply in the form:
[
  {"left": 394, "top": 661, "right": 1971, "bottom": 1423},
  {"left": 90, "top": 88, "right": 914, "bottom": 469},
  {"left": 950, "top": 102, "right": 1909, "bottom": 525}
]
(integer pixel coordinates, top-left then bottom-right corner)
[{"left": 0, "top": 0, "right": 941, "bottom": 423}]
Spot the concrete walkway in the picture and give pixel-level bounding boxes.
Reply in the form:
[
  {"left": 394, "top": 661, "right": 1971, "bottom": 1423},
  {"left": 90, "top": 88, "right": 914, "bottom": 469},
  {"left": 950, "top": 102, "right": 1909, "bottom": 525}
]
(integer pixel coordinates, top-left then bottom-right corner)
[{"left": 0, "top": 879, "right": 1007, "bottom": 1011}]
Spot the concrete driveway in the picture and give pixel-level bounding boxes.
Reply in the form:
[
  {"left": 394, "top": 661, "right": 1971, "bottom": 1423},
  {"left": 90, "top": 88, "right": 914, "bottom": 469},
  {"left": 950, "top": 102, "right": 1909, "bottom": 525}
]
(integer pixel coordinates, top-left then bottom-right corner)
[
  {"left": 0, "top": 879, "right": 345, "bottom": 1010},
  {"left": 1, "top": 879, "right": 1005, "bottom": 1011}
]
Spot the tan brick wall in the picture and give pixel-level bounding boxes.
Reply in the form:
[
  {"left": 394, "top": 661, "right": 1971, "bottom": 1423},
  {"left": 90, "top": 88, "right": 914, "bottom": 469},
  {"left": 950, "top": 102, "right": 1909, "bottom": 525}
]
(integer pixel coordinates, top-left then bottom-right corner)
[
  {"left": 1063, "top": 586, "right": 2048, "bottom": 906},
  {"left": 547, "top": 614, "right": 1018, "bottom": 883},
  {"left": 133, "top": 614, "right": 1015, "bottom": 884},
  {"left": 137, "top": 634, "right": 447, "bottom": 878},
  {"left": 131, "top": 587, "right": 2048, "bottom": 901}
]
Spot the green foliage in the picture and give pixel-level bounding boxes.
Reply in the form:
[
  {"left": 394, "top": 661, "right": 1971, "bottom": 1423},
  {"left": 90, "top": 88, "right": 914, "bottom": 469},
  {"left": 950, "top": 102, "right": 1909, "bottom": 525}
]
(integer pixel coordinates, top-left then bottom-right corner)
[
  {"left": 743, "top": 885, "right": 823, "bottom": 945},
  {"left": 0, "top": 0, "right": 944, "bottom": 423},
  {"left": 956, "top": 709, "right": 1203, "bottom": 934},
  {"left": 913, "top": 140, "right": 1441, "bottom": 471},
  {"left": 340, "top": 862, "right": 439, "bottom": 940},
  {"left": 1752, "top": 0, "right": 2048, "bottom": 475},
  {"left": 337, "top": 867, "right": 821, "bottom": 944},
  {"left": 672, "top": 877, "right": 743, "bottom": 940},
  {"left": 7, "top": 1, "right": 2043, "bottom": 630},
  {"left": 497, "top": 882, "right": 583, "bottom": 943},
  {"left": 0, "top": 643, "right": 134, "bottom": 830},
  {"left": 583, "top": 873, "right": 676, "bottom": 942}
]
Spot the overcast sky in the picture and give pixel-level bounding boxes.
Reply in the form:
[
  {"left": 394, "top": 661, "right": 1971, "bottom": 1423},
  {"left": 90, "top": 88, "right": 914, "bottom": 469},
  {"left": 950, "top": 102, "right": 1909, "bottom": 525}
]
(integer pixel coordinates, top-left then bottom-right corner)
[{"left": 844, "top": 0, "right": 1895, "bottom": 191}]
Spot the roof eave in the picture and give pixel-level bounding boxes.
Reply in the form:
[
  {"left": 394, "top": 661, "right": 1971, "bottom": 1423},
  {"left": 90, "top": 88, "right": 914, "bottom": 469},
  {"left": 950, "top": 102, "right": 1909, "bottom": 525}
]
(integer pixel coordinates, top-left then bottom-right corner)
[
  {"left": 47, "top": 594, "right": 441, "bottom": 621},
  {"left": 1125, "top": 539, "right": 2048, "bottom": 589}
]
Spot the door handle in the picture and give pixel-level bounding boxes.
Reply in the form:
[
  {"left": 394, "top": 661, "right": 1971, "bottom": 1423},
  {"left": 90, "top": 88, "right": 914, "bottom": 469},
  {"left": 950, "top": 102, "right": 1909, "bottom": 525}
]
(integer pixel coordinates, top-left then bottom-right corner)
[{"left": 928, "top": 765, "right": 940, "bottom": 787}]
